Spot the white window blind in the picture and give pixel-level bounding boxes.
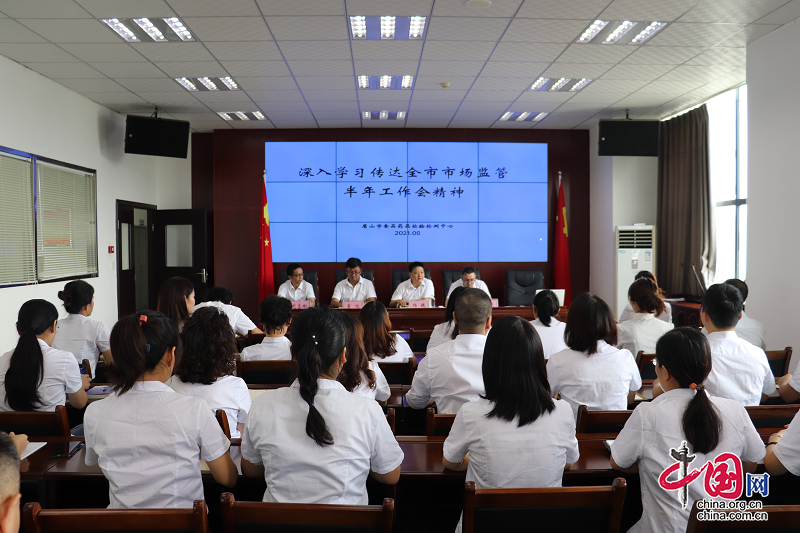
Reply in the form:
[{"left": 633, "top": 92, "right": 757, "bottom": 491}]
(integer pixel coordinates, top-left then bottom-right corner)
[
  {"left": 0, "top": 153, "right": 36, "bottom": 285},
  {"left": 36, "top": 162, "right": 98, "bottom": 281}
]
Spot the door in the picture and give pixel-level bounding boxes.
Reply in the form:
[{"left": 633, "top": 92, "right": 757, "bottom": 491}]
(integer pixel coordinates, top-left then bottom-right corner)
[
  {"left": 116, "top": 201, "right": 156, "bottom": 318},
  {"left": 154, "top": 209, "right": 210, "bottom": 300}
]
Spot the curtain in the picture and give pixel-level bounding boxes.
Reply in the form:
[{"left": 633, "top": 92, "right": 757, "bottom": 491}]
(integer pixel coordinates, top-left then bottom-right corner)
[{"left": 656, "top": 105, "right": 715, "bottom": 296}]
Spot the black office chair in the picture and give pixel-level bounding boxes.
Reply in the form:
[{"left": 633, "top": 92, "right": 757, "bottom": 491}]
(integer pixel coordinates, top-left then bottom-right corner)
[
  {"left": 277, "top": 270, "right": 319, "bottom": 299},
  {"left": 391, "top": 269, "right": 431, "bottom": 295},
  {"left": 505, "top": 269, "right": 544, "bottom": 306},
  {"left": 335, "top": 270, "right": 374, "bottom": 284},
  {"left": 442, "top": 269, "right": 481, "bottom": 300}
]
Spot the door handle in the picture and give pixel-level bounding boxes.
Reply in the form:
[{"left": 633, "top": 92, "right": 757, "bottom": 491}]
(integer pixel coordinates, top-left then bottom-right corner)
[{"left": 196, "top": 268, "right": 207, "bottom": 283}]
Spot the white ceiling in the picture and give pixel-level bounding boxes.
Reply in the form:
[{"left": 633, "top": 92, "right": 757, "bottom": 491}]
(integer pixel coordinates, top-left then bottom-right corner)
[{"left": 0, "top": 0, "right": 796, "bottom": 131}]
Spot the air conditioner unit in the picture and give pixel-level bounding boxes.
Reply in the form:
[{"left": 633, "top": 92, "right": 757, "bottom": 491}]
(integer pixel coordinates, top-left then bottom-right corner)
[{"left": 615, "top": 225, "right": 655, "bottom": 320}]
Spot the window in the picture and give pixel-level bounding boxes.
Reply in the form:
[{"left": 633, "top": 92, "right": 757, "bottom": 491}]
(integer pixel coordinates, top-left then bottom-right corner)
[
  {"left": 0, "top": 153, "right": 36, "bottom": 285},
  {"left": 707, "top": 85, "right": 747, "bottom": 282}
]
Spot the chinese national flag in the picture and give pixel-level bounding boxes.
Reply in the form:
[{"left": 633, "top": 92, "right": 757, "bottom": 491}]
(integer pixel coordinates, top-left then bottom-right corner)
[
  {"left": 553, "top": 180, "right": 572, "bottom": 305},
  {"left": 258, "top": 175, "right": 274, "bottom": 301}
]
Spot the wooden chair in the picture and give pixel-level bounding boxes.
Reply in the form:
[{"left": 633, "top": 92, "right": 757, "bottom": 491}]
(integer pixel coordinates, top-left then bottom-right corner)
[
  {"left": 686, "top": 502, "right": 800, "bottom": 532},
  {"left": 575, "top": 405, "right": 633, "bottom": 434},
  {"left": 635, "top": 351, "right": 657, "bottom": 382},
  {"left": 236, "top": 359, "right": 296, "bottom": 385},
  {"left": 215, "top": 409, "right": 231, "bottom": 440},
  {"left": 766, "top": 346, "right": 793, "bottom": 377},
  {"left": 378, "top": 359, "right": 416, "bottom": 385},
  {"left": 94, "top": 360, "right": 110, "bottom": 383},
  {"left": 389, "top": 329, "right": 411, "bottom": 341},
  {"left": 0, "top": 405, "right": 70, "bottom": 437},
  {"left": 23, "top": 500, "right": 209, "bottom": 533},
  {"left": 80, "top": 359, "right": 92, "bottom": 380},
  {"left": 426, "top": 407, "right": 455, "bottom": 437},
  {"left": 462, "top": 478, "right": 627, "bottom": 533},
  {"left": 410, "top": 328, "right": 433, "bottom": 353},
  {"left": 245, "top": 331, "right": 266, "bottom": 346},
  {"left": 220, "top": 493, "right": 394, "bottom": 533},
  {"left": 745, "top": 404, "right": 800, "bottom": 430},
  {"left": 386, "top": 408, "right": 396, "bottom": 435}
]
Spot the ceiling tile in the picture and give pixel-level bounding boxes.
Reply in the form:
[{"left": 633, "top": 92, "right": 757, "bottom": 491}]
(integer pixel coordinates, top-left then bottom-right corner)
[
  {"left": 679, "top": 0, "right": 788, "bottom": 23},
  {"left": 517, "top": 0, "right": 609, "bottom": 19},
  {"left": 685, "top": 47, "right": 745, "bottom": 66},
  {"left": 60, "top": 43, "right": 146, "bottom": 62},
  {"left": 479, "top": 61, "right": 550, "bottom": 78},
  {"left": 0, "top": 1, "right": 91, "bottom": 18},
  {"left": 236, "top": 77, "right": 299, "bottom": 91},
  {"left": 600, "top": 0, "right": 699, "bottom": 21},
  {"left": 467, "top": 77, "right": 530, "bottom": 91},
  {"left": 295, "top": 76, "right": 355, "bottom": 91},
  {"left": 405, "top": 120, "right": 452, "bottom": 128},
  {"left": 228, "top": 120, "right": 276, "bottom": 129},
  {"left": 317, "top": 120, "right": 363, "bottom": 128},
  {"left": 411, "top": 89, "right": 469, "bottom": 100},
  {"left": 756, "top": 0, "right": 800, "bottom": 23},
  {"left": 220, "top": 60, "right": 291, "bottom": 77},
  {"left": 556, "top": 43, "right": 636, "bottom": 63},
  {"left": 204, "top": 41, "right": 283, "bottom": 61},
  {"left": 457, "top": 102, "right": 514, "bottom": 112},
  {"left": 362, "top": 121, "right": 405, "bottom": 127},
  {"left": 258, "top": 102, "right": 312, "bottom": 112},
  {"left": 414, "top": 76, "right": 477, "bottom": 90},
  {"left": 0, "top": 43, "right": 80, "bottom": 62},
  {"left": 28, "top": 62, "right": 106, "bottom": 78},
  {"left": 658, "top": 64, "right": 736, "bottom": 82},
  {"left": 716, "top": 23, "right": 780, "bottom": 46},
  {"left": 302, "top": 89, "right": 357, "bottom": 101},
  {"left": 346, "top": 0, "right": 434, "bottom": 16},
  {"left": 351, "top": 40, "right": 423, "bottom": 61},
  {"left": 278, "top": 40, "right": 352, "bottom": 60},
  {"left": 621, "top": 46, "right": 704, "bottom": 64},
  {"left": 168, "top": 0, "right": 262, "bottom": 17},
  {"left": 353, "top": 60, "right": 419, "bottom": 75},
  {"left": 190, "top": 120, "right": 234, "bottom": 132},
  {"left": 267, "top": 110, "right": 316, "bottom": 120},
  {"left": 417, "top": 60, "right": 486, "bottom": 77},
  {"left": 462, "top": 89, "right": 521, "bottom": 101},
  {"left": 502, "top": 18, "right": 592, "bottom": 43},
  {"left": 405, "top": 110, "right": 458, "bottom": 119},
  {"left": 646, "top": 22, "right": 746, "bottom": 47},
  {"left": 90, "top": 61, "right": 165, "bottom": 78},
  {"left": 421, "top": 40, "right": 496, "bottom": 61},
  {"left": 81, "top": 91, "right": 149, "bottom": 105},
  {"left": 116, "top": 78, "right": 185, "bottom": 92},
  {"left": 256, "top": 0, "right": 345, "bottom": 16},
  {"left": 426, "top": 17, "right": 511, "bottom": 41},
  {"left": 135, "top": 91, "right": 204, "bottom": 106},
  {"left": 613, "top": 92, "right": 682, "bottom": 107},
  {"left": 491, "top": 121, "right": 535, "bottom": 128},
  {"left": 307, "top": 101, "right": 360, "bottom": 112},
  {"left": 637, "top": 79, "right": 707, "bottom": 93},
  {"left": 490, "top": 42, "right": 568, "bottom": 62},
  {"left": 433, "top": 0, "right": 522, "bottom": 17},
  {"left": 249, "top": 89, "right": 307, "bottom": 102},
  {"left": 265, "top": 17, "right": 348, "bottom": 41},
  {"left": 131, "top": 42, "right": 215, "bottom": 62},
  {"left": 312, "top": 111, "right": 362, "bottom": 120},
  {"left": 171, "top": 112, "right": 229, "bottom": 121},
  {"left": 289, "top": 60, "right": 356, "bottom": 77},
  {"left": 183, "top": 17, "right": 273, "bottom": 41},
  {"left": 585, "top": 78, "right": 650, "bottom": 92},
  {"left": 17, "top": 19, "right": 120, "bottom": 44},
  {"left": 558, "top": 91, "right": 622, "bottom": 104},
  {"left": 514, "top": 90, "right": 575, "bottom": 103},
  {"left": 455, "top": 111, "right": 508, "bottom": 120},
  {"left": 542, "top": 62, "right": 615, "bottom": 78},
  {"left": 358, "top": 92, "right": 412, "bottom": 104},
  {"left": 269, "top": 121, "right": 318, "bottom": 128},
  {"left": 154, "top": 61, "right": 227, "bottom": 77},
  {"left": 0, "top": 19, "right": 47, "bottom": 42},
  {"left": 55, "top": 78, "right": 129, "bottom": 92},
  {"left": 601, "top": 63, "right": 676, "bottom": 80},
  {"left": 74, "top": 0, "right": 175, "bottom": 18}
]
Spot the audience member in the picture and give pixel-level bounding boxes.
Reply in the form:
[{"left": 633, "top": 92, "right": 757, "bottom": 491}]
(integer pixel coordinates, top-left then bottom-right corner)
[
  {"left": 617, "top": 278, "right": 674, "bottom": 356},
  {"left": 359, "top": 302, "right": 414, "bottom": 363},
  {"left": 530, "top": 289, "right": 567, "bottom": 359},
  {"left": 157, "top": 277, "right": 195, "bottom": 332},
  {"left": 445, "top": 267, "right": 490, "bottom": 305},
  {"left": 240, "top": 296, "right": 292, "bottom": 362},
  {"left": 724, "top": 278, "right": 766, "bottom": 349},
  {"left": 0, "top": 433, "right": 22, "bottom": 533},
  {"left": 427, "top": 286, "right": 467, "bottom": 352},
  {"left": 764, "top": 407, "right": 800, "bottom": 477},
  {"left": 330, "top": 258, "right": 376, "bottom": 308},
  {"left": 193, "top": 286, "right": 262, "bottom": 337},
  {"left": 277, "top": 263, "right": 316, "bottom": 306},
  {"left": 618, "top": 271, "right": 671, "bottom": 323},
  {"left": 337, "top": 312, "right": 389, "bottom": 402},
  {"left": 53, "top": 279, "right": 112, "bottom": 374},
  {"left": 390, "top": 262, "right": 434, "bottom": 307}
]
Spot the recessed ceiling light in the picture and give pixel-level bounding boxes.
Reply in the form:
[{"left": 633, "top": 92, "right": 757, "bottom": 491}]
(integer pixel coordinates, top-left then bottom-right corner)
[
  {"left": 380, "top": 75, "right": 392, "bottom": 89},
  {"left": 549, "top": 78, "right": 570, "bottom": 91},
  {"left": 569, "top": 78, "right": 593, "bottom": 91},
  {"left": 234, "top": 112, "right": 249, "bottom": 121},
  {"left": 409, "top": 16, "right": 426, "bottom": 39},
  {"left": 500, "top": 112, "right": 513, "bottom": 121},
  {"left": 379, "top": 111, "right": 389, "bottom": 120},
  {"left": 363, "top": 111, "right": 407, "bottom": 120},
  {"left": 401, "top": 75, "right": 414, "bottom": 89},
  {"left": 175, "top": 77, "right": 198, "bottom": 91},
  {"left": 397, "top": 111, "right": 407, "bottom": 119},
  {"left": 516, "top": 112, "right": 530, "bottom": 121},
  {"left": 217, "top": 112, "right": 232, "bottom": 121},
  {"left": 174, "top": 77, "right": 240, "bottom": 92},
  {"left": 530, "top": 77, "right": 550, "bottom": 91},
  {"left": 133, "top": 18, "right": 166, "bottom": 42},
  {"left": 350, "top": 16, "right": 367, "bottom": 39},
  {"left": 604, "top": 21, "right": 637, "bottom": 44},
  {"left": 349, "top": 16, "right": 426, "bottom": 40},
  {"left": 104, "top": 16, "right": 194, "bottom": 42},
  {"left": 358, "top": 75, "right": 370, "bottom": 89},
  {"left": 629, "top": 21, "right": 666, "bottom": 44},
  {"left": 358, "top": 75, "right": 413, "bottom": 90},
  {"left": 362, "top": 111, "right": 370, "bottom": 120},
  {"left": 102, "top": 18, "right": 140, "bottom": 42},
  {"left": 380, "top": 16, "right": 396, "bottom": 39},
  {"left": 163, "top": 17, "right": 194, "bottom": 41},
  {"left": 253, "top": 111, "right": 266, "bottom": 120},
  {"left": 218, "top": 111, "right": 266, "bottom": 121},
  {"left": 532, "top": 112, "right": 548, "bottom": 121},
  {"left": 197, "top": 77, "right": 218, "bottom": 91},
  {"left": 577, "top": 20, "right": 608, "bottom": 43},
  {"left": 219, "top": 77, "right": 238, "bottom": 90}
]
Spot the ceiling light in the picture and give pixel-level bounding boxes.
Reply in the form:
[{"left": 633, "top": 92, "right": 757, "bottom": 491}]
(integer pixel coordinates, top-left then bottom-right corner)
[
  {"left": 409, "top": 16, "right": 426, "bottom": 39},
  {"left": 175, "top": 77, "right": 198, "bottom": 91},
  {"left": 464, "top": 0, "right": 492, "bottom": 7},
  {"left": 603, "top": 21, "right": 637, "bottom": 44},
  {"left": 163, "top": 17, "right": 193, "bottom": 41},
  {"left": 569, "top": 78, "right": 592, "bottom": 91},
  {"left": 629, "top": 21, "right": 666, "bottom": 44},
  {"left": 219, "top": 77, "right": 238, "bottom": 90},
  {"left": 549, "top": 78, "right": 570, "bottom": 91},
  {"left": 401, "top": 75, "right": 414, "bottom": 89},
  {"left": 500, "top": 112, "right": 513, "bottom": 121},
  {"left": 362, "top": 111, "right": 370, "bottom": 119},
  {"left": 532, "top": 112, "right": 549, "bottom": 121},
  {"left": 380, "top": 75, "right": 392, "bottom": 89},
  {"left": 253, "top": 111, "right": 266, "bottom": 120},
  {"left": 577, "top": 20, "right": 608, "bottom": 43},
  {"left": 397, "top": 111, "right": 406, "bottom": 119},
  {"left": 217, "top": 112, "right": 232, "bottom": 121},
  {"left": 380, "top": 16, "right": 396, "bottom": 39},
  {"left": 530, "top": 77, "right": 550, "bottom": 91},
  {"left": 358, "top": 75, "right": 370, "bottom": 89},
  {"left": 350, "top": 16, "right": 367, "bottom": 39},
  {"left": 379, "top": 110, "right": 389, "bottom": 120},
  {"left": 516, "top": 112, "right": 531, "bottom": 121},
  {"left": 102, "top": 19, "right": 140, "bottom": 42},
  {"left": 175, "top": 76, "right": 239, "bottom": 92},
  {"left": 234, "top": 112, "right": 249, "bottom": 121},
  {"left": 133, "top": 18, "right": 166, "bottom": 42},
  {"left": 197, "top": 77, "right": 218, "bottom": 91}
]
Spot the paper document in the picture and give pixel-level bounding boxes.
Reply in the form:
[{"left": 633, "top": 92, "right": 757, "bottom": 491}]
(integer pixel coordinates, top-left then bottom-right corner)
[
  {"left": 603, "top": 440, "right": 614, "bottom": 453},
  {"left": 21, "top": 442, "right": 47, "bottom": 460}
]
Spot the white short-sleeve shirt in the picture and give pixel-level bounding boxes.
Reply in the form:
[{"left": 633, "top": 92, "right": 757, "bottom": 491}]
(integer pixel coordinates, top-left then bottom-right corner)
[
  {"left": 277, "top": 280, "right": 316, "bottom": 302},
  {"left": 332, "top": 277, "right": 377, "bottom": 303},
  {"left": 391, "top": 278, "right": 434, "bottom": 303},
  {"left": 167, "top": 375, "right": 252, "bottom": 439},
  {"left": 530, "top": 318, "right": 568, "bottom": 359},
  {"left": 52, "top": 313, "right": 111, "bottom": 375},
  {"left": 192, "top": 301, "right": 257, "bottom": 337},
  {"left": 371, "top": 334, "right": 414, "bottom": 363},
  {"left": 704, "top": 330, "right": 775, "bottom": 406},
  {"left": 241, "top": 379, "right": 404, "bottom": 504},
  {"left": 773, "top": 410, "right": 800, "bottom": 475},
  {"left": 427, "top": 321, "right": 456, "bottom": 352},
  {"left": 611, "top": 388, "right": 765, "bottom": 533},
  {"left": 546, "top": 341, "right": 642, "bottom": 420},
  {"left": 616, "top": 313, "right": 674, "bottom": 357},
  {"left": 406, "top": 334, "right": 487, "bottom": 414},
  {"left": 618, "top": 302, "right": 672, "bottom": 324},
  {"left": 446, "top": 279, "right": 491, "bottom": 300},
  {"left": 351, "top": 360, "right": 390, "bottom": 402},
  {"left": 240, "top": 336, "right": 292, "bottom": 361},
  {"left": 735, "top": 312, "right": 766, "bottom": 350},
  {"left": 84, "top": 381, "right": 230, "bottom": 509},
  {"left": 0, "top": 339, "right": 83, "bottom": 412}
]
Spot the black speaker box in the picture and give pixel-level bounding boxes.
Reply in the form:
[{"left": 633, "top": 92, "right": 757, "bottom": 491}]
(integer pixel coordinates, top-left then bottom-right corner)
[
  {"left": 124, "top": 115, "right": 190, "bottom": 159},
  {"left": 598, "top": 120, "right": 660, "bottom": 157}
]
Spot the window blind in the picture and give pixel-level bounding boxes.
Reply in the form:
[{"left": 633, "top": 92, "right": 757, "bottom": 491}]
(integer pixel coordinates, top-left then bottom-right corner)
[
  {"left": 0, "top": 153, "right": 36, "bottom": 285},
  {"left": 36, "top": 162, "right": 98, "bottom": 281}
]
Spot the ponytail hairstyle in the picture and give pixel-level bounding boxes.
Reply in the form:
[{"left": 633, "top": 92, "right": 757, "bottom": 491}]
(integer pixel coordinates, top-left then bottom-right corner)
[
  {"left": 108, "top": 310, "right": 178, "bottom": 395},
  {"left": 336, "top": 312, "right": 375, "bottom": 393},
  {"left": 444, "top": 286, "right": 467, "bottom": 339},
  {"left": 5, "top": 300, "right": 58, "bottom": 411},
  {"left": 58, "top": 280, "right": 94, "bottom": 314},
  {"left": 533, "top": 289, "right": 560, "bottom": 327},
  {"left": 259, "top": 295, "right": 293, "bottom": 335},
  {"left": 156, "top": 277, "right": 194, "bottom": 332},
  {"left": 655, "top": 327, "right": 721, "bottom": 454},
  {"left": 628, "top": 278, "right": 666, "bottom": 317},
  {"left": 177, "top": 307, "right": 237, "bottom": 385},
  {"left": 291, "top": 308, "right": 347, "bottom": 447},
  {"left": 359, "top": 301, "right": 397, "bottom": 359}
]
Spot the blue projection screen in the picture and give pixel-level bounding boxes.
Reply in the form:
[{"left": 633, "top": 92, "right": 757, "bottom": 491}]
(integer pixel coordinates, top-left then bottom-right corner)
[{"left": 265, "top": 142, "right": 548, "bottom": 262}]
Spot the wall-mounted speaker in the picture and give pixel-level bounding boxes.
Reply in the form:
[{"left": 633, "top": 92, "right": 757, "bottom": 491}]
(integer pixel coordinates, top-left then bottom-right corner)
[
  {"left": 124, "top": 115, "right": 190, "bottom": 159},
  {"left": 598, "top": 120, "right": 660, "bottom": 157}
]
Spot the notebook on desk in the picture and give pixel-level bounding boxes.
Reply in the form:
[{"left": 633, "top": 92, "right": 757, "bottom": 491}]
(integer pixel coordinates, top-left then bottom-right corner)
[
  {"left": 21, "top": 442, "right": 47, "bottom": 460},
  {"left": 603, "top": 440, "right": 614, "bottom": 453}
]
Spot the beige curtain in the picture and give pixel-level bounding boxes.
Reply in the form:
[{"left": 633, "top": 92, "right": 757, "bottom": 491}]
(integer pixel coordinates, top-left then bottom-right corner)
[{"left": 656, "top": 105, "right": 715, "bottom": 296}]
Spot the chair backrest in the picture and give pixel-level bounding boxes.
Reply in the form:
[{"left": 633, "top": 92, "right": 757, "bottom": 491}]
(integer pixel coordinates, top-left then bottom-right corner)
[
  {"left": 0, "top": 405, "right": 70, "bottom": 437},
  {"left": 378, "top": 360, "right": 416, "bottom": 385},
  {"left": 335, "top": 270, "right": 375, "bottom": 284},
  {"left": 236, "top": 360, "right": 297, "bottom": 386},
  {"left": 277, "top": 270, "right": 319, "bottom": 301},
  {"left": 215, "top": 409, "right": 231, "bottom": 440},
  {"left": 94, "top": 360, "right": 110, "bottom": 383},
  {"left": 410, "top": 328, "right": 433, "bottom": 353},
  {"left": 745, "top": 405, "right": 800, "bottom": 430},
  {"left": 220, "top": 493, "right": 394, "bottom": 533},
  {"left": 462, "top": 478, "right": 627, "bottom": 533},
  {"left": 23, "top": 500, "right": 209, "bottom": 533},
  {"left": 426, "top": 407, "right": 455, "bottom": 437},
  {"left": 389, "top": 330, "right": 411, "bottom": 340},
  {"left": 386, "top": 408, "right": 396, "bottom": 435},
  {"left": 505, "top": 269, "right": 544, "bottom": 306},
  {"left": 686, "top": 502, "right": 800, "bottom": 532},
  {"left": 391, "top": 269, "right": 432, "bottom": 295},
  {"left": 80, "top": 359, "right": 92, "bottom": 380},
  {"left": 635, "top": 351, "right": 657, "bottom": 382},
  {"left": 766, "top": 347, "right": 793, "bottom": 377},
  {"left": 575, "top": 405, "right": 633, "bottom": 434},
  {"left": 441, "top": 269, "right": 482, "bottom": 301}
]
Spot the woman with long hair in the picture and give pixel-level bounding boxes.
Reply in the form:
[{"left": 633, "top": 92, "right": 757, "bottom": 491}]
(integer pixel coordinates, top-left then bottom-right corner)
[
  {"left": 359, "top": 301, "right": 414, "bottom": 362},
  {"left": 530, "top": 289, "right": 567, "bottom": 359},
  {"left": 618, "top": 270, "right": 671, "bottom": 323},
  {"left": 337, "top": 312, "right": 389, "bottom": 402},
  {"left": 156, "top": 277, "right": 195, "bottom": 332},
  {"left": 53, "top": 280, "right": 112, "bottom": 374},
  {"left": 426, "top": 286, "right": 467, "bottom": 352},
  {"left": 617, "top": 278, "right": 674, "bottom": 356}
]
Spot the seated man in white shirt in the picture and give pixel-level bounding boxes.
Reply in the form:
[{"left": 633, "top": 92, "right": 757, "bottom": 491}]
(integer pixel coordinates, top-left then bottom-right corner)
[
  {"left": 276, "top": 263, "right": 316, "bottom": 306},
  {"left": 445, "top": 267, "right": 491, "bottom": 305},
  {"left": 390, "top": 262, "right": 434, "bottom": 307},
  {"left": 406, "top": 288, "right": 492, "bottom": 414},
  {"left": 193, "top": 286, "right": 263, "bottom": 337},
  {"left": 331, "top": 257, "right": 377, "bottom": 308},
  {"left": 724, "top": 278, "right": 766, "bottom": 349}
]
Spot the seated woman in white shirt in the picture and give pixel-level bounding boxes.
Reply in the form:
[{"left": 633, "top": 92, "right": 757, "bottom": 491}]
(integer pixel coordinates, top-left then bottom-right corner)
[
  {"left": 611, "top": 328, "right": 763, "bottom": 533},
  {"left": 359, "top": 302, "right": 415, "bottom": 363},
  {"left": 84, "top": 310, "right": 237, "bottom": 508},
  {"left": 337, "top": 313, "right": 389, "bottom": 402},
  {"left": 240, "top": 296, "right": 292, "bottom": 361},
  {"left": 241, "top": 307, "right": 403, "bottom": 504},
  {"left": 156, "top": 277, "right": 195, "bottom": 333},
  {"left": 276, "top": 263, "right": 316, "bottom": 306},
  {"left": 427, "top": 286, "right": 467, "bottom": 352},
  {"left": 0, "top": 300, "right": 90, "bottom": 412},
  {"left": 765, "top": 405, "right": 800, "bottom": 477},
  {"left": 443, "top": 316, "right": 579, "bottom": 533},
  {"left": 617, "top": 278, "right": 674, "bottom": 357},
  {"left": 390, "top": 261, "right": 434, "bottom": 307},
  {"left": 53, "top": 280, "right": 112, "bottom": 375},
  {"left": 193, "top": 286, "right": 263, "bottom": 337},
  {"left": 618, "top": 271, "right": 672, "bottom": 324},
  {"left": 547, "top": 293, "right": 641, "bottom": 420},
  {"left": 530, "top": 289, "right": 567, "bottom": 359}
]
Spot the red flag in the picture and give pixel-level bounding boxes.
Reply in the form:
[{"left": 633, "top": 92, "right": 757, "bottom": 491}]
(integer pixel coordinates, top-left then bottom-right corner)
[
  {"left": 553, "top": 180, "right": 572, "bottom": 305},
  {"left": 258, "top": 175, "right": 274, "bottom": 301}
]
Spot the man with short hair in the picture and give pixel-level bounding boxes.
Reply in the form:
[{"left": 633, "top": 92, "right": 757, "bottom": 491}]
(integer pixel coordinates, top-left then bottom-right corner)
[
  {"left": 331, "top": 257, "right": 377, "bottom": 308},
  {"left": 193, "top": 286, "right": 263, "bottom": 336},
  {"left": 390, "top": 261, "right": 434, "bottom": 307},
  {"left": 445, "top": 267, "right": 491, "bottom": 305},
  {"left": 406, "top": 288, "right": 492, "bottom": 414},
  {"left": 724, "top": 278, "right": 766, "bottom": 349},
  {"left": 277, "top": 263, "right": 316, "bottom": 307},
  {"left": 0, "top": 432, "right": 27, "bottom": 533}
]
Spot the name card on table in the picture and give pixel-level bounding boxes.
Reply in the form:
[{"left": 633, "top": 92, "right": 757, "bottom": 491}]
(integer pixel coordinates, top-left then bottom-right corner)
[
  {"left": 409, "top": 300, "right": 431, "bottom": 308},
  {"left": 491, "top": 298, "right": 499, "bottom": 307},
  {"left": 291, "top": 300, "right": 310, "bottom": 310},
  {"left": 343, "top": 301, "right": 364, "bottom": 309}
]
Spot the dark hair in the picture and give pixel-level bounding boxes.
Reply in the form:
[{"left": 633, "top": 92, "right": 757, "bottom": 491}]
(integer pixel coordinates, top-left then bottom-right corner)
[
  {"left": 634, "top": 271, "right": 656, "bottom": 282},
  {"left": 58, "top": 280, "right": 94, "bottom": 314},
  {"left": 628, "top": 278, "right": 666, "bottom": 317},
  {"left": 461, "top": 266, "right": 476, "bottom": 276},
  {"left": 5, "top": 300, "right": 58, "bottom": 411},
  {"left": 177, "top": 307, "right": 237, "bottom": 385},
  {"left": 291, "top": 308, "right": 346, "bottom": 447},
  {"left": 109, "top": 310, "right": 178, "bottom": 395},
  {"left": 287, "top": 263, "right": 302, "bottom": 277},
  {"left": 656, "top": 328, "right": 721, "bottom": 454},
  {"left": 157, "top": 277, "right": 194, "bottom": 331},
  {"left": 533, "top": 290, "right": 560, "bottom": 327},
  {"left": 0, "top": 432, "right": 20, "bottom": 497},
  {"left": 445, "top": 286, "right": 467, "bottom": 339},
  {"left": 482, "top": 316, "right": 554, "bottom": 426},
  {"left": 564, "top": 293, "right": 617, "bottom": 354},
  {"left": 701, "top": 283, "right": 743, "bottom": 329},
  {"left": 345, "top": 257, "right": 362, "bottom": 269},
  {"left": 724, "top": 279, "right": 748, "bottom": 302},
  {"left": 360, "top": 301, "right": 397, "bottom": 359},
  {"left": 454, "top": 288, "right": 492, "bottom": 331},
  {"left": 205, "top": 286, "right": 234, "bottom": 304},
  {"left": 259, "top": 296, "right": 293, "bottom": 334},
  {"left": 337, "top": 312, "right": 375, "bottom": 393},
  {"left": 409, "top": 261, "right": 424, "bottom": 272}
]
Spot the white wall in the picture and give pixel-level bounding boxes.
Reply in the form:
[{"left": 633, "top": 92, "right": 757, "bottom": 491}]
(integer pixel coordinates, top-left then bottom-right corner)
[{"left": 0, "top": 54, "right": 191, "bottom": 354}]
